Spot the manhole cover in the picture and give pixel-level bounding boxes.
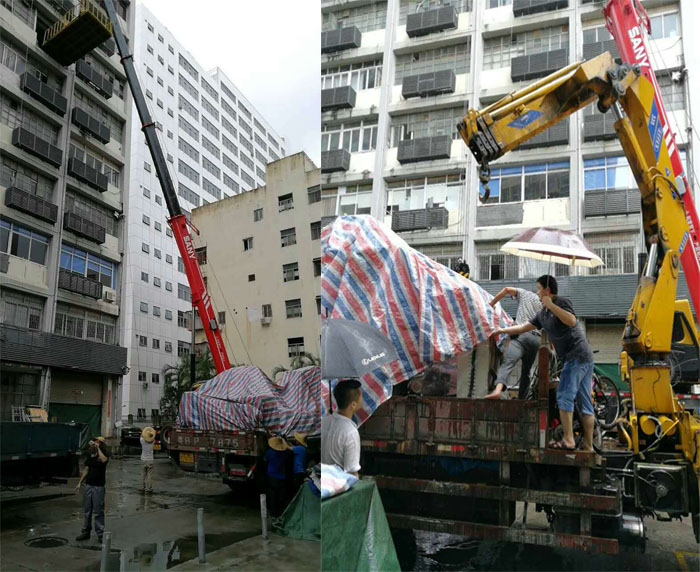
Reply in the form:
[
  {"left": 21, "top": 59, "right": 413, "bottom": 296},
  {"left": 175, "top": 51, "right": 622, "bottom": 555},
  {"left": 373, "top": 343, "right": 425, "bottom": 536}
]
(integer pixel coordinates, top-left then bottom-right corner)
[{"left": 24, "top": 536, "right": 69, "bottom": 548}]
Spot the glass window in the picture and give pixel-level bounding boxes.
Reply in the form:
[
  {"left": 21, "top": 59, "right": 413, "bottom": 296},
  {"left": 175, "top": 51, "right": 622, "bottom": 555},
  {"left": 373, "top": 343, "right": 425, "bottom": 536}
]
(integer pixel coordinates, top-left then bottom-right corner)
[{"left": 1, "top": 221, "right": 49, "bottom": 265}]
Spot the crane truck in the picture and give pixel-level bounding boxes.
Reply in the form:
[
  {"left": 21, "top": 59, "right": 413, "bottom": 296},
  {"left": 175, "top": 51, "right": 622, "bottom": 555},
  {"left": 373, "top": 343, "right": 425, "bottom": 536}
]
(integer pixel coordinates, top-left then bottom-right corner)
[{"left": 359, "top": 0, "right": 700, "bottom": 554}]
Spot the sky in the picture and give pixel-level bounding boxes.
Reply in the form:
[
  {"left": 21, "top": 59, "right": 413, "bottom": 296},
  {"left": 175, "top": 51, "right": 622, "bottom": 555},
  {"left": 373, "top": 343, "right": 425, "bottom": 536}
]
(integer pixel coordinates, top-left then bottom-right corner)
[{"left": 139, "top": 0, "right": 320, "bottom": 166}]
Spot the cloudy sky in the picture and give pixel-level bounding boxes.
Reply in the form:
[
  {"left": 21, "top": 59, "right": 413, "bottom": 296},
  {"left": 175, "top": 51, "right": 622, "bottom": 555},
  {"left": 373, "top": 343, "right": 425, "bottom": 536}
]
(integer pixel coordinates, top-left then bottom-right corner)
[{"left": 140, "top": 0, "right": 320, "bottom": 166}]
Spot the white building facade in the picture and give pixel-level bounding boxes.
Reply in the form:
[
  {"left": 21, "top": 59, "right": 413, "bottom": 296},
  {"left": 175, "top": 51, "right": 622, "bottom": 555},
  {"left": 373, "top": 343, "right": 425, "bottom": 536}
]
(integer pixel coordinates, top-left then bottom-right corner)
[{"left": 122, "top": 4, "right": 286, "bottom": 423}]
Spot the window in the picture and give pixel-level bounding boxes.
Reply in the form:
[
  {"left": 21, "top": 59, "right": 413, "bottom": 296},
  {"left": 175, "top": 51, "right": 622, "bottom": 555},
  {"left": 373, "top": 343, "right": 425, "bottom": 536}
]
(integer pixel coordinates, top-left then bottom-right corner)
[
  {"left": 202, "top": 116, "right": 220, "bottom": 139},
  {"left": 650, "top": 11, "right": 679, "bottom": 40},
  {"left": 166, "top": 227, "right": 172, "bottom": 237},
  {"left": 196, "top": 247, "right": 207, "bottom": 265},
  {"left": 390, "top": 107, "right": 464, "bottom": 145},
  {"left": 157, "top": 98, "right": 163, "bottom": 109},
  {"left": 143, "top": 188, "right": 151, "bottom": 198},
  {"left": 398, "top": 0, "right": 471, "bottom": 25},
  {"left": 178, "top": 160, "right": 199, "bottom": 185},
  {"left": 179, "top": 115, "right": 199, "bottom": 141},
  {"left": 222, "top": 136, "right": 238, "bottom": 156},
  {"left": 263, "top": 304, "right": 273, "bottom": 318},
  {"left": 202, "top": 97, "right": 219, "bottom": 120},
  {"left": 158, "top": 56, "right": 164, "bottom": 66},
  {"left": 287, "top": 336, "right": 304, "bottom": 357},
  {"left": 152, "top": 338, "right": 160, "bottom": 350},
  {"left": 240, "top": 152, "right": 255, "bottom": 172},
  {"left": 479, "top": 161, "right": 570, "bottom": 204},
  {"left": 334, "top": 183, "right": 372, "bottom": 216},
  {"left": 308, "top": 186, "right": 321, "bottom": 204},
  {"left": 178, "top": 257, "right": 185, "bottom": 272},
  {"left": 322, "top": 3, "right": 387, "bottom": 32},
  {"left": 395, "top": 44, "right": 469, "bottom": 84},
  {"left": 253, "top": 208, "right": 263, "bottom": 221},
  {"left": 177, "top": 183, "right": 200, "bottom": 206},
  {"left": 154, "top": 277, "right": 161, "bottom": 287},
  {"left": 224, "top": 174, "right": 239, "bottom": 193},
  {"left": 658, "top": 75, "right": 685, "bottom": 111},
  {"left": 59, "top": 244, "right": 116, "bottom": 287},
  {"left": 165, "top": 309, "right": 173, "bottom": 320},
  {"left": 142, "top": 214, "right": 150, "bottom": 226},
  {"left": 243, "top": 237, "right": 253, "bottom": 251},
  {"left": 158, "top": 77, "right": 164, "bottom": 87},
  {"left": 1, "top": 221, "right": 49, "bottom": 265},
  {"left": 54, "top": 304, "right": 117, "bottom": 344},
  {"left": 166, "top": 254, "right": 173, "bottom": 264},
  {"left": 152, "top": 373, "right": 160, "bottom": 384},
  {"left": 313, "top": 258, "right": 321, "bottom": 277},
  {"left": 1, "top": 92, "right": 59, "bottom": 145},
  {"left": 316, "top": 296, "right": 322, "bottom": 316},
  {"left": 221, "top": 82, "right": 237, "bottom": 104},
  {"left": 280, "top": 228, "right": 297, "bottom": 247},
  {"left": 141, "top": 272, "right": 149, "bottom": 282},
  {"left": 179, "top": 54, "right": 198, "bottom": 80},
  {"left": 138, "top": 371, "right": 147, "bottom": 382},
  {"left": 178, "top": 283, "right": 191, "bottom": 302},
  {"left": 165, "top": 341, "right": 173, "bottom": 352},
  {"left": 146, "top": 66, "right": 153, "bottom": 77},
  {"left": 137, "top": 408, "right": 146, "bottom": 420},
  {"left": 168, "top": 86, "right": 174, "bottom": 96},
  {"left": 483, "top": 26, "right": 569, "bottom": 70},
  {"left": 241, "top": 170, "right": 255, "bottom": 189},
  {"left": 166, "top": 281, "right": 173, "bottom": 292},
  {"left": 476, "top": 243, "right": 520, "bottom": 281},
  {"left": 488, "top": 0, "right": 512, "bottom": 7},
  {"left": 178, "top": 95, "right": 199, "bottom": 121},
  {"left": 178, "top": 73, "right": 199, "bottom": 100},
  {"left": 1, "top": 155, "right": 55, "bottom": 201},
  {"left": 278, "top": 193, "right": 294, "bottom": 212},
  {"left": 248, "top": 274, "right": 255, "bottom": 282},
  {"left": 322, "top": 121, "right": 378, "bottom": 153},
  {"left": 583, "top": 156, "right": 633, "bottom": 192},
  {"left": 1, "top": 289, "right": 43, "bottom": 331},
  {"left": 178, "top": 310, "right": 189, "bottom": 328},
  {"left": 203, "top": 158, "right": 220, "bottom": 180},
  {"left": 155, "top": 222, "right": 162, "bottom": 232},
  {"left": 586, "top": 233, "right": 638, "bottom": 276},
  {"left": 142, "top": 242, "right": 150, "bottom": 253},
  {"left": 310, "top": 221, "right": 321, "bottom": 241},
  {"left": 154, "top": 248, "right": 161, "bottom": 260},
  {"left": 217, "top": 311, "right": 225, "bottom": 325},
  {"left": 144, "top": 161, "right": 152, "bottom": 172},
  {"left": 140, "top": 301, "right": 148, "bottom": 313},
  {"left": 283, "top": 262, "right": 299, "bottom": 282},
  {"left": 222, "top": 116, "right": 238, "bottom": 139},
  {"left": 178, "top": 340, "right": 190, "bottom": 357},
  {"left": 286, "top": 299, "right": 302, "bottom": 318}
]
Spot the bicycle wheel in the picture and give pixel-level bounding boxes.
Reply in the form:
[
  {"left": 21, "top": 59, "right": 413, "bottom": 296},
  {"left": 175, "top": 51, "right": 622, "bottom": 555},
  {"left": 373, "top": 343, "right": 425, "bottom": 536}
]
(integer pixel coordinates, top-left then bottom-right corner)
[{"left": 593, "top": 375, "right": 621, "bottom": 430}]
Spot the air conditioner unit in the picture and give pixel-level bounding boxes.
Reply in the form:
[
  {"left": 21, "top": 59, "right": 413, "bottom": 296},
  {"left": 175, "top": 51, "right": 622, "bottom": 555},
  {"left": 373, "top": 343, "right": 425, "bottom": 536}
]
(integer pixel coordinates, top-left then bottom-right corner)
[
  {"left": 142, "top": 382, "right": 149, "bottom": 389},
  {"left": 103, "top": 287, "right": 117, "bottom": 303},
  {"left": 261, "top": 316, "right": 272, "bottom": 325}
]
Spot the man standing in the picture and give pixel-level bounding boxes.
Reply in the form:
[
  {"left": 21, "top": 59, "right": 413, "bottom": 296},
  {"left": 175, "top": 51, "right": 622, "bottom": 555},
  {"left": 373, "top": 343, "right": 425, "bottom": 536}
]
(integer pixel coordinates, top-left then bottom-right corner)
[
  {"left": 321, "top": 379, "right": 363, "bottom": 477},
  {"left": 291, "top": 432, "right": 308, "bottom": 492},
  {"left": 485, "top": 285, "right": 542, "bottom": 400},
  {"left": 491, "top": 276, "right": 595, "bottom": 451},
  {"left": 140, "top": 427, "right": 155, "bottom": 493},
  {"left": 75, "top": 436, "right": 109, "bottom": 543},
  {"left": 265, "top": 436, "right": 290, "bottom": 518}
]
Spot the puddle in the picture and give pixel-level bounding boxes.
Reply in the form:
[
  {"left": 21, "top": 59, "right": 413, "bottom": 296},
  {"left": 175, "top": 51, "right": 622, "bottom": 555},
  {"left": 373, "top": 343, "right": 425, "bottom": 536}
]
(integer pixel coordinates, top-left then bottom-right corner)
[
  {"left": 89, "top": 531, "right": 258, "bottom": 571},
  {"left": 25, "top": 536, "right": 69, "bottom": 548}
]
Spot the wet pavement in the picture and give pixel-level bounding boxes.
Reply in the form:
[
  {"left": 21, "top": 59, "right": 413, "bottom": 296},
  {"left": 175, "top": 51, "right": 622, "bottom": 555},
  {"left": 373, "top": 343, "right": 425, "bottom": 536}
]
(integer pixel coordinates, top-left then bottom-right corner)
[
  {"left": 0, "top": 455, "right": 304, "bottom": 571},
  {"left": 392, "top": 507, "right": 699, "bottom": 571}
]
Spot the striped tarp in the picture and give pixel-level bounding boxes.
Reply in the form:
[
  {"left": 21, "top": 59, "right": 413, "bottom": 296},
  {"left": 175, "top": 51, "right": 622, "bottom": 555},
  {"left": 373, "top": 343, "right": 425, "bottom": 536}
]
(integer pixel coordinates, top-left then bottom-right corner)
[
  {"left": 321, "top": 215, "right": 514, "bottom": 424},
  {"left": 178, "top": 365, "right": 321, "bottom": 435}
]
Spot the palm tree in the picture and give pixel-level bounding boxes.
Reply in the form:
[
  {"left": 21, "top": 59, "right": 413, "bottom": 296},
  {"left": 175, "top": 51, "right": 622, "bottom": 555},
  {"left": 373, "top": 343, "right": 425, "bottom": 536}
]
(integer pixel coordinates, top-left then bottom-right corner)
[
  {"left": 160, "top": 349, "right": 217, "bottom": 421},
  {"left": 271, "top": 352, "right": 319, "bottom": 380}
]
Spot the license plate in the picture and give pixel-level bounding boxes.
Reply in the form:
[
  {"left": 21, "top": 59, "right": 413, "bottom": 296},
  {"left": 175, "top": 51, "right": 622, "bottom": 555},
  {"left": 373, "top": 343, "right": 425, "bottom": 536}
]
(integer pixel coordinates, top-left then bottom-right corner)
[
  {"left": 180, "top": 452, "right": 194, "bottom": 464},
  {"left": 154, "top": 444, "right": 161, "bottom": 451}
]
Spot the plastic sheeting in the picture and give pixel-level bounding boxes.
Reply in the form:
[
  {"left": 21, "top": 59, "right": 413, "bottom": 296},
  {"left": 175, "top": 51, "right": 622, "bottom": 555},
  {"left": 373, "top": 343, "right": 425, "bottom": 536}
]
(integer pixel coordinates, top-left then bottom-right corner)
[
  {"left": 321, "top": 215, "right": 514, "bottom": 424},
  {"left": 273, "top": 481, "right": 321, "bottom": 542},
  {"left": 321, "top": 480, "right": 400, "bottom": 572},
  {"left": 178, "top": 366, "right": 321, "bottom": 435}
]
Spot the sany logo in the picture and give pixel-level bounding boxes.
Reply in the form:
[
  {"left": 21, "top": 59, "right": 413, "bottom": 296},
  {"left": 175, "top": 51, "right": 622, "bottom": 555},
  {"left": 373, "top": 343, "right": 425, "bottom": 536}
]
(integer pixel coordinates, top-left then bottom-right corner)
[
  {"left": 627, "top": 26, "right": 650, "bottom": 68},
  {"left": 182, "top": 234, "right": 196, "bottom": 258},
  {"left": 362, "top": 352, "right": 386, "bottom": 366}
]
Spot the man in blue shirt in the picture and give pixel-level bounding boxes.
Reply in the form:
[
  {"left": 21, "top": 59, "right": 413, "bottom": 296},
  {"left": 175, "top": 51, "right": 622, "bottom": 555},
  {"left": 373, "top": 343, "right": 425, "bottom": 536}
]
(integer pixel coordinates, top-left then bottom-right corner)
[
  {"left": 290, "top": 432, "right": 308, "bottom": 496},
  {"left": 265, "top": 436, "right": 289, "bottom": 517}
]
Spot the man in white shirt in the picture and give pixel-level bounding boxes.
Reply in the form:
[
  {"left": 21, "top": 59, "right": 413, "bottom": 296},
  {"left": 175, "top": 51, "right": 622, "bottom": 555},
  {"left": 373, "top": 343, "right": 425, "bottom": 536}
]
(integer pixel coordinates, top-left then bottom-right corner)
[
  {"left": 321, "top": 379, "right": 363, "bottom": 477},
  {"left": 140, "top": 427, "right": 155, "bottom": 493}
]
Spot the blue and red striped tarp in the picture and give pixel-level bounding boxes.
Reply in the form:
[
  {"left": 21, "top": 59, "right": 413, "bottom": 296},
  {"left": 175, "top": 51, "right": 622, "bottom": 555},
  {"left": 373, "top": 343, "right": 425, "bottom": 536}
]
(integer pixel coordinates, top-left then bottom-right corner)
[
  {"left": 178, "top": 365, "right": 321, "bottom": 435},
  {"left": 321, "top": 215, "right": 513, "bottom": 424}
]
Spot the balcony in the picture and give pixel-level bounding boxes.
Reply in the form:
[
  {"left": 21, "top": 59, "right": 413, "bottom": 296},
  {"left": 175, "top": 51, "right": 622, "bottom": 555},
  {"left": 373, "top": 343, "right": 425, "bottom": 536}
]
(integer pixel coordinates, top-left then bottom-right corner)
[
  {"left": 402, "top": 70, "right": 456, "bottom": 99},
  {"left": 58, "top": 268, "right": 102, "bottom": 299},
  {"left": 75, "top": 59, "right": 113, "bottom": 99},
  {"left": 321, "top": 86, "right": 357, "bottom": 112},
  {"left": 397, "top": 135, "right": 451, "bottom": 164},
  {"left": 321, "top": 149, "right": 351, "bottom": 173},
  {"left": 4, "top": 186, "right": 58, "bottom": 224},
  {"left": 583, "top": 112, "right": 617, "bottom": 141},
  {"left": 11, "top": 127, "right": 63, "bottom": 168},
  {"left": 406, "top": 7, "right": 458, "bottom": 38},
  {"left": 518, "top": 118, "right": 569, "bottom": 150},
  {"left": 511, "top": 48, "right": 569, "bottom": 82},
  {"left": 513, "top": 0, "right": 568, "bottom": 17},
  {"left": 582, "top": 39, "right": 620, "bottom": 62},
  {"left": 20, "top": 72, "right": 67, "bottom": 116},
  {"left": 584, "top": 189, "right": 641, "bottom": 217},
  {"left": 391, "top": 206, "right": 449, "bottom": 232},
  {"left": 67, "top": 156, "right": 109, "bottom": 192},
  {"left": 476, "top": 203, "right": 524, "bottom": 227},
  {"left": 71, "top": 107, "right": 110, "bottom": 143},
  {"left": 63, "top": 211, "right": 106, "bottom": 243},
  {"left": 321, "top": 26, "right": 362, "bottom": 54}
]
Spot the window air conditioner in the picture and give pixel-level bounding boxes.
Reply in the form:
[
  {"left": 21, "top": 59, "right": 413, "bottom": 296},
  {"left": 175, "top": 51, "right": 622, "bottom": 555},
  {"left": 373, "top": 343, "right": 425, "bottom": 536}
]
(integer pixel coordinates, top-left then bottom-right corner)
[
  {"left": 103, "top": 287, "right": 117, "bottom": 303},
  {"left": 261, "top": 316, "right": 272, "bottom": 325}
]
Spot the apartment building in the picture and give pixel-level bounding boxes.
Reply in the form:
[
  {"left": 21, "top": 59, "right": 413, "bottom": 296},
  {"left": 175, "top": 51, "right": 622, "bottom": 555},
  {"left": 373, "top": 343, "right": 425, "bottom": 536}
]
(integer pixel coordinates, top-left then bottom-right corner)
[
  {"left": 121, "top": 3, "right": 287, "bottom": 423},
  {"left": 321, "top": 0, "right": 698, "bottom": 375},
  {"left": 0, "top": 0, "right": 133, "bottom": 436},
  {"left": 191, "top": 153, "right": 321, "bottom": 377}
]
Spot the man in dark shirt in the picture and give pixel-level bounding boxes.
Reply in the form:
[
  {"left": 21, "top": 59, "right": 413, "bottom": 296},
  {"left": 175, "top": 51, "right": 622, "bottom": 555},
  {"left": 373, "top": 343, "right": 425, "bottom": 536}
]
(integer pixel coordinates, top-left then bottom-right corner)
[
  {"left": 75, "top": 436, "right": 109, "bottom": 542},
  {"left": 265, "top": 436, "right": 290, "bottom": 518},
  {"left": 491, "top": 275, "right": 595, "bottom": 451}
]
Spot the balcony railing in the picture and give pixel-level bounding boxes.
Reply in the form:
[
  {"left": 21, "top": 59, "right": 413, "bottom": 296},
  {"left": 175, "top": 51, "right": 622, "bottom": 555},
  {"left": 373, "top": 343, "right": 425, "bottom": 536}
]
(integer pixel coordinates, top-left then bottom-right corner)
[
  {"left": 278, "top": 198, "right": 294, "bottom": 212},
  {"left": 391, "top": 206, "right": 449, "bottom": 232},
  {"left": 584, "top": 188, "right": 641, "bottom": 217},
  {"left": 406, "top": 7, "right": 458, "bottom": 38},
  {"left": 402, "top": 70, "right": 456, "bottom": 99},
  {"left": 5, "top": 186, "right": 58, "bottom": 224},
  {"left": 321, "top": 149, "right": 351, "bottom": 173},
  {"left": 583, "top": 112, "right": 617, "bottom": 141},
  {"left": 321, "top": 86, "right": 357, "bottom": 112},
  {"left": 397, "top": 135, "right": 451, "bottom": 164},
  {"left": 518, "top": 118, "right": 569, "bottom": 150},
  {"left": 321, "top": 26, "right": 362, "bottom": 54},
  {"left": 20, "top": 72, "right": 67, "bottom": 116},
  {"left": 513, "top": 0, "right": 568, "bottom": 17},
  {"left": 63, "top": 211, "right": 106, "bottom": 243},
  {"left": 75, "top": 59, "right": 113, "bottom": 99},
  {"left": 11, "top": 127, "right": 63, "bottom": 168},
  {"left": 67, "top": 156, "right": 109, "bottom": 192},
  {"left": 511, "top": 48, "right": 569, "bottom": 82},
  {"left": 582, "top": 39, "right": 620, "bottom": 62},
  {"left": 71, "top": 107, "right": 110, "bottom": 143},
  {"left": 58, "top": 268, "right": 102, "bottom": 299}
]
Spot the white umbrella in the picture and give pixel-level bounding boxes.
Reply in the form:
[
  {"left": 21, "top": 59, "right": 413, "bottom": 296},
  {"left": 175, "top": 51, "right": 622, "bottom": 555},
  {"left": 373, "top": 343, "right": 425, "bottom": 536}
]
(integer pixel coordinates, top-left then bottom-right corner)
[{"left": 501, "top": 227, "right": 604, "bottom": 269}]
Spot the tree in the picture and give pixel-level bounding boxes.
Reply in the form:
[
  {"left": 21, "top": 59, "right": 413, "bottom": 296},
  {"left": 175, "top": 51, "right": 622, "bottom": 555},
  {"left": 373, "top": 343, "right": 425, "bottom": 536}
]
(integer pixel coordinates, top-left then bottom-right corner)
[
  {"left": 160, "top": 349, "right": 217, "bottom": 421},
  {"left": 271, "top": 352, "right": 320, "bottom": 380}
]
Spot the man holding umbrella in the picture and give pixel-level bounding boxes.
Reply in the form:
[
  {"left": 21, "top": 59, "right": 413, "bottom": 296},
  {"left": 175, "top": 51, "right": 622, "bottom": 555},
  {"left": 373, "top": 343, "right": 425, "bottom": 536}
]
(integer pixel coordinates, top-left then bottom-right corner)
[{"left": 491, "top": 275, "right": 595, "bottom": 451}]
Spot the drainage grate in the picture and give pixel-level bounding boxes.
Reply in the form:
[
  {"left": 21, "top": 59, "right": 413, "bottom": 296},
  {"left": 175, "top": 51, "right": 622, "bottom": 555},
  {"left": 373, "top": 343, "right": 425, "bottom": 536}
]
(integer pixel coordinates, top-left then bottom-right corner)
[{"left": 24, "top": 536, "right": 69, "bottom": 548}]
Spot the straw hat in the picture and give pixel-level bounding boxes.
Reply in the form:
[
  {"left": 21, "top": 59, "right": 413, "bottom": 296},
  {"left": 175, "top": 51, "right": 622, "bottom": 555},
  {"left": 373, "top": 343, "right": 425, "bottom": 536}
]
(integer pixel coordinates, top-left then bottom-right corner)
[
  {"left": 268, "top": 436, "right": 290, "bottom": 451},
  {"left": 293, "top": 432, "right": 308, "bottom": 447},
  {"left": 141, "top": 427, "right": 156, "bottom": 443},
  {"left": 94, "top": 436, "right": 106, "bottom": 444}
]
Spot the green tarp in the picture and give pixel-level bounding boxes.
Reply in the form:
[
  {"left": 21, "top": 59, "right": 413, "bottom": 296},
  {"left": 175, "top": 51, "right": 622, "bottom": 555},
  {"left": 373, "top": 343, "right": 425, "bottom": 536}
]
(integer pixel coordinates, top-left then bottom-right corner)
[
  {"left": 321, "top": 480, "right": 401, "bottom": 572},
  {"left": 274, "top": 482, "right": 321, "bottom": 542},
  {"left": 49, "top": 403, "right": 101, "bottom": 438},
  {"left": 594, "top": 363, "right": 628, "bottom": 392}
]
